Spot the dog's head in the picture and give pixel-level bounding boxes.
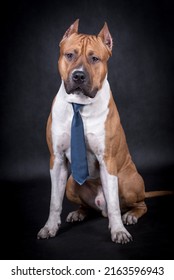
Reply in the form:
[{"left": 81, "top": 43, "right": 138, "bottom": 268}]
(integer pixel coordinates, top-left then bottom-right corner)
[{"left": 58, "top": 19, "right": 113, "bottom": 101}]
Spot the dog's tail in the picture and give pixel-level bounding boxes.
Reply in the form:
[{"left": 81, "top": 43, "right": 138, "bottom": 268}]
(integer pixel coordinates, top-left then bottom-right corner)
[{"left": 145, "top": 190, "right": 174, "bottom": 198}]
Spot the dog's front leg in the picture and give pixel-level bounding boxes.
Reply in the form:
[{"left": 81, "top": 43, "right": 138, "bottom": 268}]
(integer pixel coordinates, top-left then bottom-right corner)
[
  {"left": 37, "top": 154, "right": 68, "bottom": 239},
  {"left": 100, "top": 163, "right": 132, "bottom": 244}
]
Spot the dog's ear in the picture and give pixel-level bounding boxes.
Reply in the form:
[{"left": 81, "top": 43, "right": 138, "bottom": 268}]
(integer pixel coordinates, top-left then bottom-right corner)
[
  {"left": 98, "top": 22, "right": 113, "bottom": 54},
  {"left": 61, "top": 19, "right": 79, "bottom": 42}
]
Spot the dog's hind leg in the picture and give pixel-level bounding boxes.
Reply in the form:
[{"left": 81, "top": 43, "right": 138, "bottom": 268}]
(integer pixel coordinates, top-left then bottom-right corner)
[
  {"left": 122, "top": 201, "right": 147, "bottom": 225},
  {"left": 119, "top": 168, "right": 147, "bottom": 225},
  {"left": 66, "top": 206, "right": 89, "bottom": 222}
]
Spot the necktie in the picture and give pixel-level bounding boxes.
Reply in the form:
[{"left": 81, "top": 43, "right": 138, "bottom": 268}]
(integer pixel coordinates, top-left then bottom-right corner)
[{"left": 71, "top": 103, "right": 89, "bottom": 185}]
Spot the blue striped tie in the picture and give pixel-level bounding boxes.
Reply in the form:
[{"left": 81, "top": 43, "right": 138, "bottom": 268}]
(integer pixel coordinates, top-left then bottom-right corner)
[{"left": 71, "top": 103, "right": 89, "bottom": 185}]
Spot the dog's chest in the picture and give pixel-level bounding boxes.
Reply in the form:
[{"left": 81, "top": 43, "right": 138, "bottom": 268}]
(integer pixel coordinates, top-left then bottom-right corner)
[{"left": 51, "top": 88, "right": 110, "bottom": 176}]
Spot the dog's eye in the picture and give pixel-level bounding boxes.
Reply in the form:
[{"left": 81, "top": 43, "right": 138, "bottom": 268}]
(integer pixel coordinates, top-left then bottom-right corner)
[
  {"left": 91, "top": 56, "right": 100, "bottom": 63},
  {"left": 65, "top": 53, "right": 74, "bottom": 61}
]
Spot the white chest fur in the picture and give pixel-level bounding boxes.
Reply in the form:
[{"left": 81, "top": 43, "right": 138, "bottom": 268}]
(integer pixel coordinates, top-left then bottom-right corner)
[{"left": 51, "top": 78, "right": 110, "bottom": 178}]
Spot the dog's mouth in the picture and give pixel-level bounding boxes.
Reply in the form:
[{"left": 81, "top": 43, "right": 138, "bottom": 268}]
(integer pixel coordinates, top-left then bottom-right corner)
[
  {"left": 69, "top": 86, "right": 85, "bottom": 95},
  {"left": 66, "top": 84, "right": 97, "bottom": 99}
]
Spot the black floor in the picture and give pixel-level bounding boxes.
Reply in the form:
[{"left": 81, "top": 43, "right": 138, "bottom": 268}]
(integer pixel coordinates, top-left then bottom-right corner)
[{"left": 0, "top": 168, "right": 174, "bottom": 260}]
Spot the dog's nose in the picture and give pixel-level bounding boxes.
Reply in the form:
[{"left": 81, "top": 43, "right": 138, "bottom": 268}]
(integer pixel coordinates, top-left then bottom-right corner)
[{"left": 72, "top": 71, "right": 86, "bottom": 84}]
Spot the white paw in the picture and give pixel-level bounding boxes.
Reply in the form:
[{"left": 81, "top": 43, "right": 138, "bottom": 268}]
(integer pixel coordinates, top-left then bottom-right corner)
[
  {"left": 37, "top": 224, "right": 59, "bottom": 239},
  {"left": 111, "top": 228, "right": 132, "bottom": 244},
  {"left": 66, "top": 210, "right": 87, "bottom": 222},
  {"left": 122, "top": 212, "right": 138, "bottom": 225}
]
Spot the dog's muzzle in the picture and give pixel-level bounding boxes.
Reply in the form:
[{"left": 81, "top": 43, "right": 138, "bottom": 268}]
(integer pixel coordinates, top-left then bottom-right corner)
[{"left": 64, "top": 70, "right": 98, "bottom": 98}]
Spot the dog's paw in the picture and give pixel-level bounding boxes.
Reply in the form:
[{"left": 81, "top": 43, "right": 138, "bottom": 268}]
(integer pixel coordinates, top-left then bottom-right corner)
[
  {"left": 111, "top": 228, "right": 132, "bottom": 244},
  {"left": 37, "top": 225, "right": 59, "bottom": 239},
  {"left": 122, "top": 212, "right": 138, "bottom": 225},
  {"left": 66, "top": 210, "right": 87, "bottom": 222}
]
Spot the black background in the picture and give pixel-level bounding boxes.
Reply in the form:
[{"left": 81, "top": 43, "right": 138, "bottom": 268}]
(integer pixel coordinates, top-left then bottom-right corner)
[{"left": 0, "top": 0, "right": 174, "bottom": 260}]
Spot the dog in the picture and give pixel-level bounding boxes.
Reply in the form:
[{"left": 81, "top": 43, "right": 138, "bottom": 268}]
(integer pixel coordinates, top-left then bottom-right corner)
[{"left": 37, "top": 19, "right": 172, "bottom": 243}]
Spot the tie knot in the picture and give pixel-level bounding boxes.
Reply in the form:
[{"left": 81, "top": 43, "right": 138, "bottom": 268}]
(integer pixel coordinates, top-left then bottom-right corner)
[{"left": 72, "top": 103, "right": 83, "bottom": 113}]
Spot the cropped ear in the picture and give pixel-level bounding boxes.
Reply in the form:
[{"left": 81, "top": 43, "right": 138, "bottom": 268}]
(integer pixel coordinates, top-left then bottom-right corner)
[
  {"left": 61, "top": 19, "right": 79, "bottom": 42},
  {"left": 98, "top": 22, "right": 113, "bottom": 54}
]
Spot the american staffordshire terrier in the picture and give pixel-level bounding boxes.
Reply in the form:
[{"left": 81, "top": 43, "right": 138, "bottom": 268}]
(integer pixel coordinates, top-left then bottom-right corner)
[{"left": 37, "top": 19, "right": 172, "bottom": 243}]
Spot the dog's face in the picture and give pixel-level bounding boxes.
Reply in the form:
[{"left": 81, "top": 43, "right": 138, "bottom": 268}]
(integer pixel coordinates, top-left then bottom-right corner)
[{"left": 58, "top": 19, "right": 113, "bottom": 100}]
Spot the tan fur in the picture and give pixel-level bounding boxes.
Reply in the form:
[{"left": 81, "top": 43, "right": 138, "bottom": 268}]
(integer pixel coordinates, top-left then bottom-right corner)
[
  {"left": 46, "top": 114, "right": 54, "bottom": 169},
  {"left": 46, "top": 97, "right": 56, "bottom": 169},
  {"left": 58, "top": 33, "right": 110, "bottom": 93}
]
